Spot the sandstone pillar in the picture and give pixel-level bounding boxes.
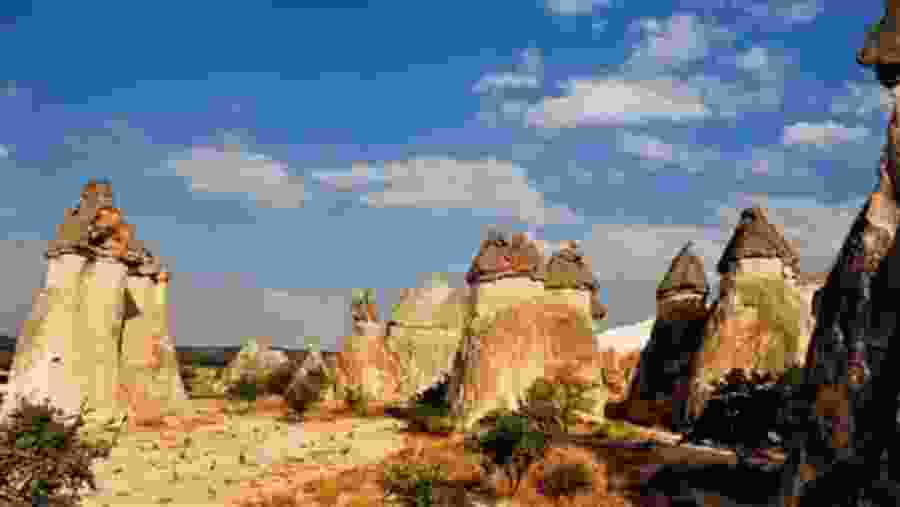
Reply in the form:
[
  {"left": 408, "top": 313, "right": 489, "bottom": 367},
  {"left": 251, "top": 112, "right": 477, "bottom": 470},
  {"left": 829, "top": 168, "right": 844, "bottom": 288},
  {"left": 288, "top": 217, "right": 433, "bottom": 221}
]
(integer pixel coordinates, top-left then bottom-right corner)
[
  {"left": 119, "top": 272, "right": 188, "bottom": 422},
  {"left": 1, "top": 254, "right": 89, "bottom": 422},
  {"left": 74, "top": 258, "right": 129, "bottom": 422}
]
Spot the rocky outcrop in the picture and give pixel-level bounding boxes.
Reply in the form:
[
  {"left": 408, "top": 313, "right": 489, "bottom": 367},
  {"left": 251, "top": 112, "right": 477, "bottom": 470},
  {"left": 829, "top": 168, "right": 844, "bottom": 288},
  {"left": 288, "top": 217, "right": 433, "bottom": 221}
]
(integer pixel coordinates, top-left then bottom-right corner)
[
  {"left": 1, "top": 180, "right": 189, "bottom": 428},
  {"left": 703, "top": 206, "right": 808, "bottom": 372},
  {"left": 334, "top": 331, "right": 403, "bottom": 403},
  {"left": 621, "top": 242, "right": 710, "bottom": 429},
  {"left": 385, "top": 273, "right": 469, "bottom": 399},
  {"left": 467, "top": 231, "right": 547, "bottom": 323},
  {"left": 543, "top": 240, "right": 598, "bottom": 323},
  {"left": 283, "top": 350, "right": 330, "bottom": 413},
  {"left": 446, "top": 301, "right": 600, "bottom": 431},
  {"left": 214, "top": 336, "right": 292, "bottom": 396},
  {"left": 779, "top": 106, "right": 900, "bottom": 501},
  {"left": 350, "top": 288, "right": 379, "bottom": 335}
]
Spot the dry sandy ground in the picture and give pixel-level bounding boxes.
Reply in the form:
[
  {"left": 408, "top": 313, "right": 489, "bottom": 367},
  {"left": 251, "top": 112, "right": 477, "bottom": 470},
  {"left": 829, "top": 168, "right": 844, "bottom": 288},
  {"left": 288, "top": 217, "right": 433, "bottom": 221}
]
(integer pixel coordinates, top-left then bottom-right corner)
[{"left": 67, "top": 396, "right": 803, "bottom": 507}]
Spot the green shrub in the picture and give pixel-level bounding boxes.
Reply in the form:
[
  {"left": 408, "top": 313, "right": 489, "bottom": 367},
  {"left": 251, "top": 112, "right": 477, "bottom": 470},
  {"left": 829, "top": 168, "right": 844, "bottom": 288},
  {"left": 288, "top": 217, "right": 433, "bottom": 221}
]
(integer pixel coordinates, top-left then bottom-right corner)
[
  {"left": 469, "top": 411, "right": 548, "bottom": 496},
  {"left": 592, "top": 420, "right": 646, "bottom": 440},
  {"left": 536, "top": 462, "right": 594, "bottom": 500},
  {"left": 0, "top": 396, "right": 114, "bottom": 507},
  {"left": 382, "top": 462, "right": 448, "bottom": 507},
  {"left": 519, "top": 376, "right": 604, "bottom": 434},
  {"left": 342, "top": 384, "right": 370, "bottom": 417}
]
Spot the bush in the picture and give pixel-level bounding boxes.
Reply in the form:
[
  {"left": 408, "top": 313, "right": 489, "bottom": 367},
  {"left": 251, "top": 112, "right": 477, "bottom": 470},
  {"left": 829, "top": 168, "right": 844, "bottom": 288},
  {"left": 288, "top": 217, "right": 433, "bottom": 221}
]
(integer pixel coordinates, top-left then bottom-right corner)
[
  {"left": 411, "top": 373, "right": 451, "bottom": 412},
  {"left": 537, "top": 463, "right": 594, "bottom": 501},
  {"left": 518, "top": 376, "right": 604, "bottom": 434},
  {"left": 342, "top": 385, "right": 370, "bottom": 417},
  {"left": 0, "top": 396, "right": 114, "bottom": 507},
  {"left": 382, "top": 463, "right": 448, "bottom": 507},
  {"left": 467, "top": 410, "right": 548, "bottom": 496}
]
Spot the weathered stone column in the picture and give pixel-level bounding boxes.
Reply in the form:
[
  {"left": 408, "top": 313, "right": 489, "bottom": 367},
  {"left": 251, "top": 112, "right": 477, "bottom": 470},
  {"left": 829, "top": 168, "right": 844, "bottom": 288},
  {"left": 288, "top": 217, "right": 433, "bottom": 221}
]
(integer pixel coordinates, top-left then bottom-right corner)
[
  {"left": 0, "top": 253, "right": 89, "bottom": 422},
  {"left": 119, "top": 271, "right": 188, "bottom": 422},
  {"left": 74, "top": 257, "right": 129, "bottom": 422}
]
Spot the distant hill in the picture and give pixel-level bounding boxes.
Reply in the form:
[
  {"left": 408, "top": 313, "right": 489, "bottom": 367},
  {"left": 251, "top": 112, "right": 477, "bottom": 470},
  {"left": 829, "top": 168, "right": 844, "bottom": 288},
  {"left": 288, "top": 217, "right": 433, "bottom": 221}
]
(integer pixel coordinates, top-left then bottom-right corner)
[{"left": 0, "top": 335, "right": 332, "bottom": 370}]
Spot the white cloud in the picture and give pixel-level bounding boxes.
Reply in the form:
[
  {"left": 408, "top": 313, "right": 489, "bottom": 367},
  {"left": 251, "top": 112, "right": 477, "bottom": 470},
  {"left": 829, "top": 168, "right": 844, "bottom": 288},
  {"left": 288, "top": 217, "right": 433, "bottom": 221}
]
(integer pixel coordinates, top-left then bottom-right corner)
[
  {"left": 617, "top": 131, "right": 722, "bottom": 173},
  {"left": 782, "top": 121, "right": 871, "bottom": 147},
  {"left": 624, "top": 14, "right": 735, "bottom": 71},
  {"left": 746, "top": 0, "right": 824, "bottom": 25},
  {"left": 526, "top": 14, "right": 785, "bottom": 129},
  {"left": 312, "top": 162, "right": 383, "bottom": 192},
  {"left": 687, "top": 74, "right": 783, "bottom": 117},
  {"left": 473, "top": 48, "right": 543, "bottom": 94},
  {"left": 361, "top": 157, "right": 581, "bottom": 226},
  {"left": 169, "top": 145, "right": 306, "bottom": 208},
  {"left": 619, "top": 132, "right": 675, "bottom": 162},
  {"left": 527, "top": 78, "right": 709, "bottom": 128},
  {"left": 545, "top": 0, "right": 611, "bottom": 16},
  {"left": 829, "top": 81, "right": 894, "bottom": 117}
]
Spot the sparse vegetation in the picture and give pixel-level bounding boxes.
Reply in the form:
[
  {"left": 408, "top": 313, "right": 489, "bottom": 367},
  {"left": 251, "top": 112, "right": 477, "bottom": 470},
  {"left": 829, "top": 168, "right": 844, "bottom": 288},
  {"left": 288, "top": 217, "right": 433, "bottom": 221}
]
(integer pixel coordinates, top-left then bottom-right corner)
[
  {"left": 342, "top": 384, "right": 371, "bottom": 417},
  {"left": 381, "top": 462, "right": 448, "bottom": 507},
  {"left": 518, "top": 375, "right": 605, "bottom": 435},
  {"left": 536, "top": 462, "right": 594, "bottom": 501},
  {"left": 0, "top": 395, "right": 113, "bottom": 507},
  {"left": 466, "top": 409, "right": 549, "bottom": 496}
]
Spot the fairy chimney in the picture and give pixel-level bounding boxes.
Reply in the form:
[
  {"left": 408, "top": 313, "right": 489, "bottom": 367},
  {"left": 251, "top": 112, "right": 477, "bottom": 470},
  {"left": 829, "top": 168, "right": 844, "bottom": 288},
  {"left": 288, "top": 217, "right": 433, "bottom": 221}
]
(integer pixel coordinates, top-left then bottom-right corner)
[
  {"left": 543, "top": 240, "right": 597, "bottom": 321},
  {"left": 717, "top": 206, "right": 800, "bottom": 280},
  {"left": 467, "top": 230, "right": 545, "bottom": 322},
  {"left": 2, "top": 180, "right": 189, "bottom": 428},
  {"left": 657, "top": 241, "right": 709, "bottom": 321},
  {"left": 626, "top": 242, "right": 710, "bottom": 424}
]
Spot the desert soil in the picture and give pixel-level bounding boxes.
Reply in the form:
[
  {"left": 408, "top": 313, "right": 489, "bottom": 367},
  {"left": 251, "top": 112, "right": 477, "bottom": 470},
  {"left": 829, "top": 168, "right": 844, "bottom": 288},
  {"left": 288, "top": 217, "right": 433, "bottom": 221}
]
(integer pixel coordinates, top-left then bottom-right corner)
[
  {"left": 68, "top": 396, "right": 797, "bottom": 507},
  {"left": 75, "top": 398, "right": 408, "bottom": 506}
]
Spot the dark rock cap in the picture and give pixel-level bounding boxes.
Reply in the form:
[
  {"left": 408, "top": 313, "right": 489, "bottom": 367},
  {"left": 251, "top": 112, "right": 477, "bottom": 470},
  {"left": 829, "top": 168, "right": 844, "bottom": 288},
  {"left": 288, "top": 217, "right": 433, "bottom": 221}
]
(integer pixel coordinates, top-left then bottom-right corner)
[
  {"left": 716, "top": 206, "right": 800, "bottom": 274},
  {"left": 658, "top": 241, "right": 708, "bottom": 298}
]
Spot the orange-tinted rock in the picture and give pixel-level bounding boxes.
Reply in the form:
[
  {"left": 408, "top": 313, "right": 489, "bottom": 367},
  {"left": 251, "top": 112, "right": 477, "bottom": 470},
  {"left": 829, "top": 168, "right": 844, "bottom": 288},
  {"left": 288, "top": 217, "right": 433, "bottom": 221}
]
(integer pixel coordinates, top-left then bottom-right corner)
[
  {"left": 334, "top": 334, "right": 403, "bottom": 402},
  {"left": 448, "top": 302, "right": 598, "bottom": 430}
]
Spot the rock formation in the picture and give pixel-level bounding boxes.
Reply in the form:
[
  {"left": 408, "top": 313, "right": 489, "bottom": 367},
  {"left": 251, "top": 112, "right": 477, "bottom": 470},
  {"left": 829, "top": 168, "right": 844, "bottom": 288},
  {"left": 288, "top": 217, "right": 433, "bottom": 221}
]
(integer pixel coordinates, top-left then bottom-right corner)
[
  {"left": 446, "top": 301, "right": 601, "bottom": 431},
  {"left": 779, "top": 94, "right": 900, "bottom": 502},
  {"left": 350, "top": 288, "right": 379, "bottom": 334},
  {"left": 543, "top": 240, "right": 598, "bottom": 323},
  {"left": 215, "top": 337, "right": 291, "bottom": 396},
  {"left": 385, "top": 272, "right": 470, "bottom": 399},
  {"left": 334, "top": 329, "right": 403, "bottom": 403},
  {"left": 283, "top": 349, "right": 331, "bottom": 414},
  {"left": 702, "top": 206, "right": 807, "bottom": 375},
  {"left": 466, "top": 230, "right": 546, "bottom": 324},
  {"left": 622, "top": 241, "right": 710, "bottom": 429},
  {"left": 1, "top": 179, "right": 188, "bottom": 428}
]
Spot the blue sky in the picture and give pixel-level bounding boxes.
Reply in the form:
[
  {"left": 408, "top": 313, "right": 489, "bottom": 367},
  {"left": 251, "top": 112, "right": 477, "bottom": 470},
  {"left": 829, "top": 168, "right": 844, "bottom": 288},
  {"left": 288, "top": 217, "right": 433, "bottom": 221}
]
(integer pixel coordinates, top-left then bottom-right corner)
[{"left": 0, "top": 0, "right": 888, "bottom": 349}]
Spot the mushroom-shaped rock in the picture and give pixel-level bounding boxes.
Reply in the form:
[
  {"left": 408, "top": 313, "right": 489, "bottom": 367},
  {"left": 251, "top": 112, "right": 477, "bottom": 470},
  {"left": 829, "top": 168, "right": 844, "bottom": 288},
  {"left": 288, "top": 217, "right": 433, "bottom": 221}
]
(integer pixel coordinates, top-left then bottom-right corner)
[
  {"left": 466, "top": 231, "right": 513, "bottom": 284},
  {"left": 591, "top": 299, "right": 608, "bottom": 321},
  {"left": 545, "top": 241, "right": 596, "bottom": 291},
  {"left": 508, "top": 231, "right": 546, "bottom": 279},
  {"left": 657, "top": 241, "right": 708, "bottom": 299},
  {"left": 716, "top": 206, "right": 799, "bottom": 275}
]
